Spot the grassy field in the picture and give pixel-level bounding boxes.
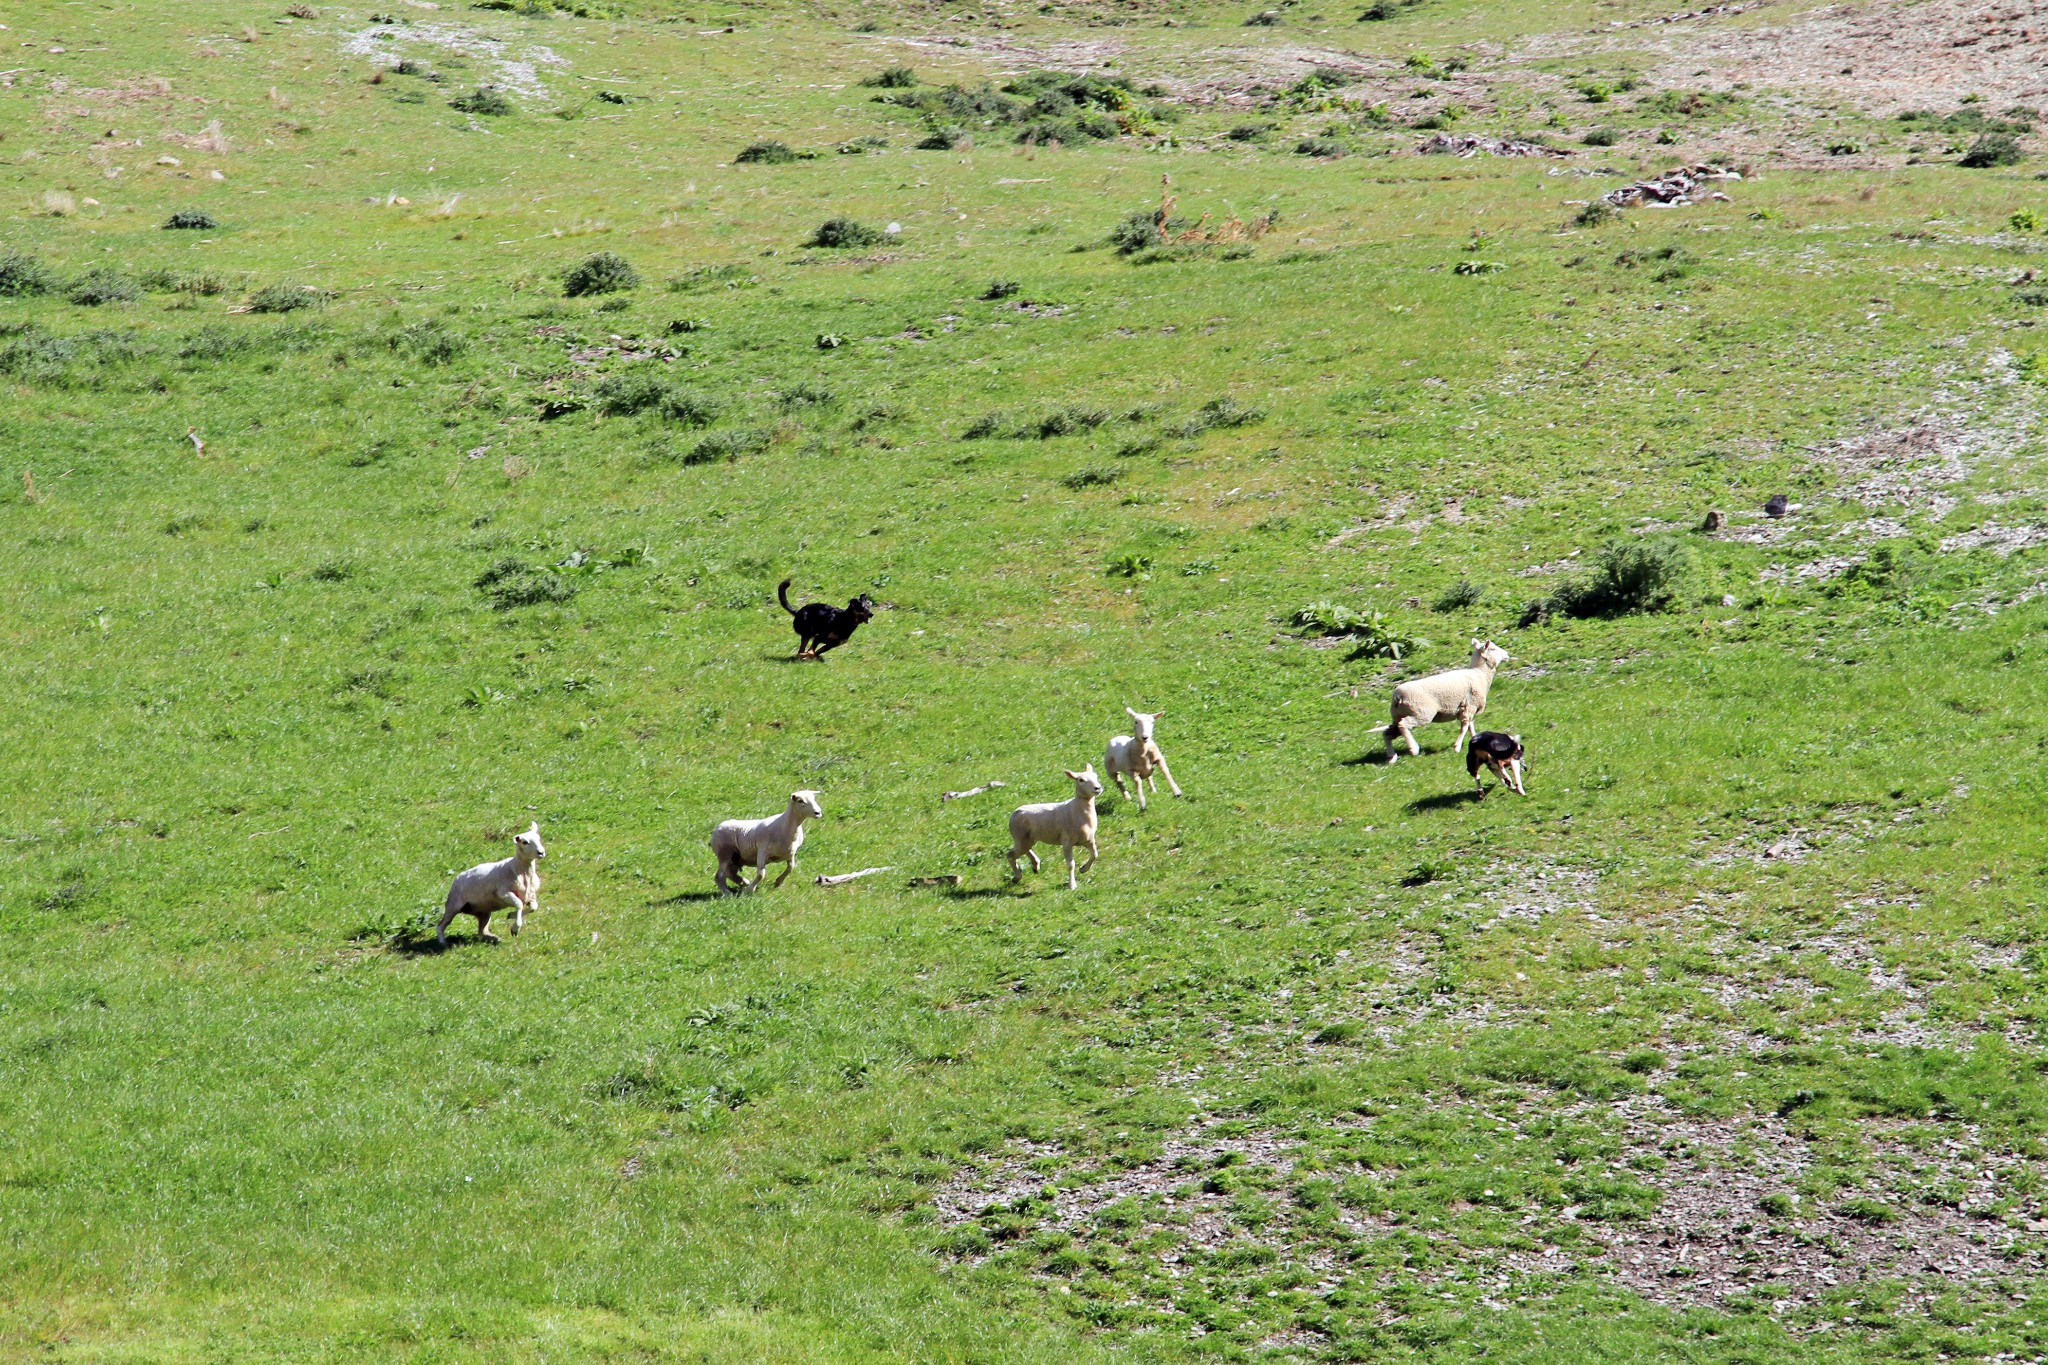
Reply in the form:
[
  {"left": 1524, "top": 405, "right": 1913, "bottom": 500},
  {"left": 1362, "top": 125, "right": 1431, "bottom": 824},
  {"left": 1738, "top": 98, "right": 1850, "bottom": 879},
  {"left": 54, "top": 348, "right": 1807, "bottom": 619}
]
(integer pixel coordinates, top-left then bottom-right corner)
[{"left": 4, "top": 0, "right": 2048, "bottom": 1360}]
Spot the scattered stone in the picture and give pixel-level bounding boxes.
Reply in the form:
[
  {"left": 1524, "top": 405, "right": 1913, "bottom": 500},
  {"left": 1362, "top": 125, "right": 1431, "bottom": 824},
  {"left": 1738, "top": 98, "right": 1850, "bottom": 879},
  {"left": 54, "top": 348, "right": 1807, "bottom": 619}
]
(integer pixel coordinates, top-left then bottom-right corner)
[
  {"left": 1602, "top": 163, "right": 1740, "bottom": 209},
  {"left": 1416, "top": 133, "right": 1567, "bottom": 159}
]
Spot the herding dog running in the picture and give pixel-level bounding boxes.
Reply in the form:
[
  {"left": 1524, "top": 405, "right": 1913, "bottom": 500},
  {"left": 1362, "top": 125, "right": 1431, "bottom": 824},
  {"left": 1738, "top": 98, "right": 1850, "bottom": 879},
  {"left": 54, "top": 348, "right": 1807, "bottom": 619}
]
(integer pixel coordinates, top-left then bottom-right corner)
[
  {"left": 778, "top": 578, "right": 875, "bottom": 660},
  {"left": 1466, "top": 731, "right": 1527, "bottom": 798}
]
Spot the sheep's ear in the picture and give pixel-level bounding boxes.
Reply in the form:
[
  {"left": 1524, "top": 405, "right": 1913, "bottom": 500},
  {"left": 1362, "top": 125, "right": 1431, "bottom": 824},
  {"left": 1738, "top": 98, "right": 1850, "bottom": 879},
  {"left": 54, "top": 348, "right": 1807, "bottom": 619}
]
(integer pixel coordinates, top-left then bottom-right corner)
[
  {"left": 1126, "top": 706, "right": 1139, "bottom": 720},
  {"left": 1151, "top": 709, "right": 1164, "bottom": 718},
  {"left": 1471, "top": 636, "right": 1483, "bottom": 649},
  {"left": 1065, "top": 769, "right": 1083, "bottom": 780}
]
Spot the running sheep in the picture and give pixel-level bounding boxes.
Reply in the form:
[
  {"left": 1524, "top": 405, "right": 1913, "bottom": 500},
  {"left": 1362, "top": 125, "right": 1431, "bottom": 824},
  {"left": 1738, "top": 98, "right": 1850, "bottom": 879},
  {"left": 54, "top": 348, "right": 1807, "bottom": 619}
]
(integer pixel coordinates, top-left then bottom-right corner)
[
  {"left": 1007, "top": 765, "right": 1103, "bottom": 890},
  {"left": 438, "top": 823, "right": 545, "bottom": 948},
  {"left": 1383, "top": 638, "right": 1511, "bottom": 761},
  {"left": 711, "top": 790, "right": 823, "bottom": 893}
]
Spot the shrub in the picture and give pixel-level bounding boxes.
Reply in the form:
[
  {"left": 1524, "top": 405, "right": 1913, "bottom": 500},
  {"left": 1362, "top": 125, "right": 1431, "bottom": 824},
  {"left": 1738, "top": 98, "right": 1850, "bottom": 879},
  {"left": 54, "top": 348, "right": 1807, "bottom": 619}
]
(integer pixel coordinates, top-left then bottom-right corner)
[
  {"left": 1295, "top": 136, "right": 1348, "bottom": 158},
  {"left": 1022, "top": 405, "right": 1108, "bottom": 438},
  {"left": 2009, "top": 208, "right": 2044, "bottom": 231},
  {"left": 682, "top": 427, "right": 771, "bottom": 465},
  {"left": 777, "top": 380, "right": 835, "bottom": 409},
  {"left": 1105, "top": 550, "right": 1151, "bottom": 576},
  {"left": 1227, "top": 123, "right": 1273, "bottom": 141},
  {"left": 0, "top": 250, "right": 57, "bottom": 297},
  {"left": 808, "top": 217, "right": 884, "bottom": 249},
  {"left": 1960, "top": 133, "right": 2025, "bottom": 168},
  {"left": 1453, "top": 260, "right": 1505, "bottom": 275},
  {"left": 1059, "top": 465, "right": 1120, "bottom": 489},
  {"left": 596, "top": 369, "right": 718, "bottom": 425},
  {"left": 247, "top": 282, "right": 316, "bottom": 313},
  {"left": 734, "top": 140, "right": 811, "bottom": 164},
  {"left": 1433, "top": 579, "right": 1484, "bottom": 612},
  {"left": 1825, "top": 140, "right": 1860, "bottom": 155},
  {"left": 475, "top": 557, "right": 577, "bottom": 610},
  {"left": 1582, "top": 127, "right": 1619, "bottom": 147},
  {"left": 1245, "top": 8, "right": 1284, "bottom": 24},
  {"left": 1287, "top": 603, "right": 1416, "bottom": 659},
  {"left": 563, "top": 251, "right": 640, "bottom": 298},
  {"left": 1110, "top": 208, "right": 1179, "bottom": 255},
  {"left": 962, "top": 411, "right": 1006, "bottom": 439},
  {"left": 1173, "top": 396, "right": 1264, "bottom": 437},
  {"left": 915, "top": 128, "right": 966, "bottom": 150},
  {"left": 982, "top": 279, "right": 1020, "bottom": 300},
  {"left": 862, "top": 66, "right": 919, "bottom": 89},
  {"left": 1573, "top": 200, "right": 1619, "bottom": 227},
  {"left": 395, "top": 319, "right": 466, "bottom": 364},
  {"left": 836, "top": 135, "right": 889, "bottom": 154},
  {"left": 66, "top": 268, "right": 140, "bottom": 307},
  {"left": 1545, "top": 536, "right": 1692, "bottom": 618},
  {"left": 449, "top": 86, "right": 516, "bottom": 116},
  {"left": 162, "top": 209, "right": 219, "bottom": 230}
]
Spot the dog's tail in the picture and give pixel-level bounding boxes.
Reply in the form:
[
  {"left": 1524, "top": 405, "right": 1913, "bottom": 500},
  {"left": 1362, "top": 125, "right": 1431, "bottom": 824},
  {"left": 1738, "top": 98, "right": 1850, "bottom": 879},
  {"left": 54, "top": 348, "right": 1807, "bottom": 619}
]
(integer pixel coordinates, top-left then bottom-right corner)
[{"left": 777, "top": 578, "right": 797, "bottom": 615}]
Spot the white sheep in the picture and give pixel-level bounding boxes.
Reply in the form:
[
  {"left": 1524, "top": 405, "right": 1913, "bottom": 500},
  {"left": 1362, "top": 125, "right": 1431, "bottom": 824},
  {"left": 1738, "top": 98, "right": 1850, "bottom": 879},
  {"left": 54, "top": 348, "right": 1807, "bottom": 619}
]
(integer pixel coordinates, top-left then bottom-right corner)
[
  {"left": 439, "top": 823, "right": 545, "bottom": 948},
  {"left": 1383, "top": 638, "right": 1511, "bottom": 761},
  {"left": 1007, "top": 765, "right": 1103, "bottom": 890},
  {"left": 1105, "top": 707, "right": 1182, "bottom": 811},
  {"left": 711, "top": 790, "right": 823, "bottom": 894}
]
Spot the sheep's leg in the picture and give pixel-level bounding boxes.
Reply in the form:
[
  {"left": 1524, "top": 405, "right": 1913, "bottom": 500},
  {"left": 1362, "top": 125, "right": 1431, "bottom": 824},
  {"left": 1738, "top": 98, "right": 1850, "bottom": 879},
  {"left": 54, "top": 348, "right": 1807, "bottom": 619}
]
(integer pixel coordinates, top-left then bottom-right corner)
[
  {"left": 1079, "top": 838, "right": 1098, "bottom": 876},
  {"left": 1155, "top": 755, "right": 1182, "bottom": 798},
  {"left": 1063, "top": 841, "right": 1078, "bottom": 891},
  {"left": 750, "top": 849, "right": 771, "bottom": 893},
  {"left": 498, "top": 889, "right": 525, "bottom": 935},
  {"left": 1396, "top": 720, "right": 1420, "bottom": 758},
  {"left": 772, "top": 854, "right": 794, "bottom": 888},
  {"left": 1107, "top": 764, "right": 1131, "bottom": 799},
  {"left": 1453, "top": 711, "right": 1476, "bottom": 753},
  {"left": 1507, "top": 759, "right": 1526, "bottom": 796},
  {"left": 437, "top": 895, "right": 464, "bottom": 949},
  {"left": 476, "top": 908, "right": 500, "bottom": 944}
]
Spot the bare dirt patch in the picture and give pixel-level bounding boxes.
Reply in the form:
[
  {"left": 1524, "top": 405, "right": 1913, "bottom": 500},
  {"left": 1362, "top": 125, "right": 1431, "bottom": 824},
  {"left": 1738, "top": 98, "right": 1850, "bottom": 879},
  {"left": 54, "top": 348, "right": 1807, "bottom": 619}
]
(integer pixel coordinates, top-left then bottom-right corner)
[
  {"left": 1650, "top": 0, "right": 2048, "bottom": 116},
  {"left": 339, "top": 22, "right": 567, "bottom": 103}
]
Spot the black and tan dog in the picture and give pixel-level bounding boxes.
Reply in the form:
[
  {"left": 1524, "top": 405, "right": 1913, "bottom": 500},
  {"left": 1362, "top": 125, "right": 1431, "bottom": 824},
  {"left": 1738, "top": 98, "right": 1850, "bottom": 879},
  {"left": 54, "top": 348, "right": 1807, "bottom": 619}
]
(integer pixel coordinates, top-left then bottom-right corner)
[
  {"left": 1466, "top": 731, "right": 1527, "bottom": 797},
  {"left": 778, "top": 578, "right": 875, "bottom": 660}
]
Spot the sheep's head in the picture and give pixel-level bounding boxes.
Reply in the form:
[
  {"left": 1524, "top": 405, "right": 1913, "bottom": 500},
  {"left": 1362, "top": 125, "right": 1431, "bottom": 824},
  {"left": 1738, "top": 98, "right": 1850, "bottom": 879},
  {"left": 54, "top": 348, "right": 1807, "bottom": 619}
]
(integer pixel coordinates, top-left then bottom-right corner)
[
  {"left": 1065, "top": 764, "right": 1104, "bottom": 797},
  {"left": 1125, "top": 707, "right": 1162, "bottom": 741},
  {"left": 514, "top": 823, "right": 546, "bottom": 860},
  {"left": 1470, "top": 638, "right": 1511, "bottom": 669},
  {"left": 790, "top": 789, "right": 824, "bottom": 820}
]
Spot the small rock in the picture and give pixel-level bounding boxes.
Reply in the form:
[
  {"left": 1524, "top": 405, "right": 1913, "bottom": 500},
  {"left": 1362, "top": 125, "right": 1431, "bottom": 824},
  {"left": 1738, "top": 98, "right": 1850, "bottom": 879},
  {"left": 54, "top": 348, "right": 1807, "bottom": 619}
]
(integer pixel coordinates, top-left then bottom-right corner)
[
  {"left": 1764, "top": 494, "right": 1790, "bottom": 518},
  {"left": 1721, "top": 593, "right": 1738, "bottom": 608},
  {"left": 157, "top": 155, "right": 181, "bottom": 166}
]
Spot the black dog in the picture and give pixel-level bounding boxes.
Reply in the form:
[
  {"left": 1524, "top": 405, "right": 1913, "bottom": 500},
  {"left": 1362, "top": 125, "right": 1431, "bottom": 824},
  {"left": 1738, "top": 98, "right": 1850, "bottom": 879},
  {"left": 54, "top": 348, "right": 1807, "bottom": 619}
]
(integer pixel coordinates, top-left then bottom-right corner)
[
  {"left": 1466, "top": 731, "right": 1527, "bottom": 797},
  {"left": 778, "top": 578, "right": 874, "bottom": 660}
]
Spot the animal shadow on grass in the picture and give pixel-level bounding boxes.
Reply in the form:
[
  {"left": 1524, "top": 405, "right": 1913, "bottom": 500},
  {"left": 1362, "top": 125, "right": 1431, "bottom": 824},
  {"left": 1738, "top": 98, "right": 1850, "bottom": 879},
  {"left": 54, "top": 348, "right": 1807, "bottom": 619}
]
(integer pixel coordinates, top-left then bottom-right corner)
[
  {"left": 1407, "top": 790, "right": 1483, "bottom": 814},
  {"left": 1342, "top": 742, "right": 1449, "bottom": 767},
  {"left": 942, "top": 886, "right": 1009, "bottom": 901},
  {"left": 649, "top": 890, "right": 724, "bottom": 907}
]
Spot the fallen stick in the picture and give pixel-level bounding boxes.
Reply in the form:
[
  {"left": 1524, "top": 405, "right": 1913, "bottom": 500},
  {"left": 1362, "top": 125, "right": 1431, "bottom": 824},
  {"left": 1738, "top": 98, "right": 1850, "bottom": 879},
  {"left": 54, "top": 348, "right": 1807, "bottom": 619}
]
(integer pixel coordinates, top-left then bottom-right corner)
[
  {"left": 815, "top": 866, "right": 893, "bottom": 887},
  {"left": 941, "top": 780, "right": 1006, "bottom": 802}
]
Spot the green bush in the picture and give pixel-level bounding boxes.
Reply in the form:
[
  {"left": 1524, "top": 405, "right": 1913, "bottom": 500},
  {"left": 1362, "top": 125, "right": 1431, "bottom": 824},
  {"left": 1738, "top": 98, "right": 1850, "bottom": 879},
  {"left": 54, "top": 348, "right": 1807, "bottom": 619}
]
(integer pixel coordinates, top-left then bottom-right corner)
[
  {"left": 595, "top": 369, "right": 718, "bottom": 425},
  {"left": 808, "top": 217, "right": 884, "bottom": 249},
  {"left": 1433, "top": 579, "right": 1484, "bottom": 612},
  {"left": 862, "top": 66, "right": 918, "bottom": 89},
  {"left": 67, "top": 268, "right": 140, "bottom": 307},
  {"left": 1059, "top": 465, "right": 1120, "bottom": 490},
  {"left": 449, "top": 86, "right": 516, "bottom": 116},
  {"left": 1028, "top": 405, "right": 1109, "bottom": 438},
  {"left": 0, "top": 250, "right": 57, "bottom": 297},
  {"left": 1544, "top": 536, "right": 1692, "bottom": 618},
  {"left": 247, "top": 281, "right": 317, "bottom": 313},
  {"left": 1295, "top": 136, "right": 1347, "bottom": 158},
  {"left": 475, "top": 557, "right": 577, "bottom": 610},
  {"left": 1573, "top": 200, "right": 1619, "bottom": 227},
  {"left": 1287, "top": 603, "right": 1417, "bottom": 659},
  {"left": 1581, "top": 127, "right": 1619, "bottom": 147},
  {"left": 2009, "top": 208, "right": 2043, "bottom": 231},
  {"left": 394, "top": 320, "right": 466, "bottom": 364},
  {"left": 1960, "top": 133, "right": 2024, "bottom": 168},
  {"left": 162, "top": 209, "right": 219, "bottom": 230},
  {"left": 1172, "top": 396, "right": 1263, "bottom": 437},
  {"left": 563, "top": 251, "right": 640, "bottom": 298},
  {"left": 682, "top": 427, "right": 772, "bottom": 465},
  {"left": 734, "top": 140, "right": 811, "bottom": 164}
]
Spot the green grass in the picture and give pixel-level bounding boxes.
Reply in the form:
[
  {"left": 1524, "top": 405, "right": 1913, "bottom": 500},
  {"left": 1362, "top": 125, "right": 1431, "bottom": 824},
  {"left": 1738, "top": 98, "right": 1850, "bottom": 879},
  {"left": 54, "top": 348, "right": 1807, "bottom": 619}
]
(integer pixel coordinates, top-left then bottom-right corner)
[{"left": 4, "top": 1, "right": 2048, "bottom": 1361}]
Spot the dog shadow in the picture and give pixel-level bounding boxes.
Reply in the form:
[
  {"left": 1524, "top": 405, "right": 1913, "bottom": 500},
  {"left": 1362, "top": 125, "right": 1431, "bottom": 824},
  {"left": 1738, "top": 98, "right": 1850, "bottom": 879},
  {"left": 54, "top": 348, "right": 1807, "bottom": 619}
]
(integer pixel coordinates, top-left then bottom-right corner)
[
  {"left": 1406, "top": 790, "right": 1483, "bottom": 813},
  {"left": 942, "top": 886, "right": 1010, "bottom": 900}
]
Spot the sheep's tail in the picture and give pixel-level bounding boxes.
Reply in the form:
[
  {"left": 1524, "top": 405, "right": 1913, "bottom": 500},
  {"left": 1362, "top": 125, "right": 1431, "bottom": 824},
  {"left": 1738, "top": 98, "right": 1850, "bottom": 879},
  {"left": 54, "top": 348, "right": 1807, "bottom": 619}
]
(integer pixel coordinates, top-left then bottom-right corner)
[{"left": 777, "top": 578, "right": 797, "bottom": 615}]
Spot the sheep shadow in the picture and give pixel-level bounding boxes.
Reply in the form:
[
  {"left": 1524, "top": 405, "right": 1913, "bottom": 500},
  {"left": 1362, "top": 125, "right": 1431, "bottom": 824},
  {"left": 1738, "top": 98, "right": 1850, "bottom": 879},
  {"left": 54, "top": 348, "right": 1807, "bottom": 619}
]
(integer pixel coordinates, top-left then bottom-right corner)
[
  {"left": 1406, "top": 790, "right": 1483, "bottom": 813},
  {"left": 941, "top": 886, "right": 1009, "bottom": 901},
  {"left": 648, "top": 890, "right": 724, "bottom": 907}
]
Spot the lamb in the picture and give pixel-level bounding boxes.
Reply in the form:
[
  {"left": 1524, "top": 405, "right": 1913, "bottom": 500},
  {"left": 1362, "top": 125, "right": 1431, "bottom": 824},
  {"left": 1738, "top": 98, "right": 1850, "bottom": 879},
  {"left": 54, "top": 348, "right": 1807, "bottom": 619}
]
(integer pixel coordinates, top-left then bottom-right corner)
[
  {"left": 439, "top": 823, "right": 545, "bottom": 948},
  {"left": 711, "top": 790, "right": 823, "bottom": 894},
  {"left": 1383, "top": 638, "right": 1511, "bottom": 761},
  {"left": 1007, "top": 765, "right": 1103, "bottom": 890},
  {"left": 1104, "top": 707, "right": 1182, "bottom": 811}
]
